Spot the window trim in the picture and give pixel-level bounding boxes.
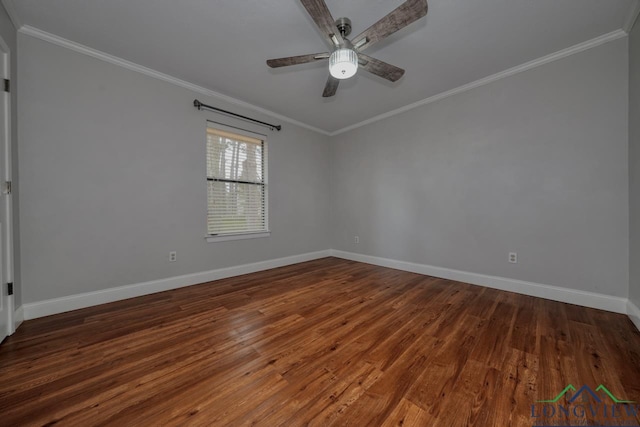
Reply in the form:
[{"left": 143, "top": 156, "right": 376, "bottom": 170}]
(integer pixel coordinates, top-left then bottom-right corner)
[
  {"left": 205, "top": 231, "right": 271, "bottom": 243},
  {"left": 205, "top": 121, "right": 269, "bottom": 241}
]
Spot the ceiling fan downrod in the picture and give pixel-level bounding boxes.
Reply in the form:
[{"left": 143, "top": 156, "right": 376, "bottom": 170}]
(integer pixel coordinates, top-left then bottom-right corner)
[{"left": 335, "top": 17, "right": 352, "bottom": 38}]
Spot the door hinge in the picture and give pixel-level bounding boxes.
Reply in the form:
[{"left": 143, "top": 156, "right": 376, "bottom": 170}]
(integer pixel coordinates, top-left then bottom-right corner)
[
  {"left": 7, "top": 283, "right": 13, "bottom": 296},
  {"left": 3, "top": 79, "right": 8, "bottom": 93},
  {"left": 3, "top": 181, "right": 10, "bottom": 195}
]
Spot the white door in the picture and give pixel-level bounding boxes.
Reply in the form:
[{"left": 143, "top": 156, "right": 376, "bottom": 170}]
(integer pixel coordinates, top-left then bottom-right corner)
[
  {"left": 0, "top": 37, "right": 12, "bottom": 342},
  {"left": 0, "top": 222, "right": 6, "bottom": 341}
]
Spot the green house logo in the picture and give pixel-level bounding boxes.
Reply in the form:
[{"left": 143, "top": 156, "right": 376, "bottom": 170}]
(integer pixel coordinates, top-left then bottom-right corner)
[
  {"left": 531, "top": 384, "right": 639, "bottom": 427},
  {"left": 537, "top": 384, "right": 635, "bottom": 404}
]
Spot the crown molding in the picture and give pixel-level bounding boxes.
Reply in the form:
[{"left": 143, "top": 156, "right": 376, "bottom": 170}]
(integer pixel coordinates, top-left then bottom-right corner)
[
  {"left": 623, "top": 0, "right": 640, "bottom": 33},
  {"left": 19, "top": 25, "right": 331, "bottom": 136},
  {"left": 17, "top": 23, "right": 628, "bottom": 138},
  {"left": 1, "top": 0, "right": 22, "bottom": 30},
  {"left": 329, "top": 29, "right": 628, "bottom": 136}
]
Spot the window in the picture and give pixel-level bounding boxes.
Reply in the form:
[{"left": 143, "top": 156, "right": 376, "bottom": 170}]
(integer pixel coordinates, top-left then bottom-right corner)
[{"left": 206, "top": 123, "right": 268, "bottom": 239}]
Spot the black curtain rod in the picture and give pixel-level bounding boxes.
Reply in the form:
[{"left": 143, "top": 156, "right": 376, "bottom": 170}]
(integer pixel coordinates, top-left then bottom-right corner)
[{"left": 193, "top": 100, "right": 281, "bottom": 131}]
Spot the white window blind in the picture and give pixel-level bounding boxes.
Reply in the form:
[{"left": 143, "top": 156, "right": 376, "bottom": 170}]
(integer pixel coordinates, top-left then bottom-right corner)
[{"left": 206, "top": 124, "right": 268, "bottom": 236}]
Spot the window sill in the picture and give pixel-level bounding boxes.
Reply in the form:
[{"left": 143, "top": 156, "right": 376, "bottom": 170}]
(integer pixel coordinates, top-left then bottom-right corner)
[{"left": 205, "top": 232, "right": 271, "bottom": 243}]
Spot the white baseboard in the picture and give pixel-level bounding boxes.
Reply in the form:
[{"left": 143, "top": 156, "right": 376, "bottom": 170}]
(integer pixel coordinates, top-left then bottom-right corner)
[
  {"left": 13, "top": 305, "right": 24, "bottom": 331},
  {"left": 20, "top": 248, "right": 636, "bottom": 323},
  {"left": 628, "top": 299, "right": 640, "bottom": 332},
  {"left": 330, "top": 250, "right": 628, "bottom": 314},
  {"left": 22, "top": 250, "right": 331, "bottom": 320}
]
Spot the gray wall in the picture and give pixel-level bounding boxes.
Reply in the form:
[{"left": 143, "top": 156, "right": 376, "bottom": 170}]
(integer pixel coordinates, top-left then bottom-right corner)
[
  {"left": 15, "top": 30, "right": 633, "bottom": 306},
  {"left": 0, "top": 5, "right": 20, "bottom": 310},
  {"left": 18, "top": 34, "right": 331, "bottom": 303},
  {"left": 630, "top": 20, "right": 640, "bottom": 308},
  {"left": 331, "top": 38, "right": 629, "bottom": 298}
]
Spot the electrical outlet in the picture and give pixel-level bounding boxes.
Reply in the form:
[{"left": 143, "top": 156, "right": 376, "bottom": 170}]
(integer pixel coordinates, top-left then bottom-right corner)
[
  {"left": 509, "top": 252, "right": 517, "bottom": 264},
  {"left": 354, "top": 236, "right": 359, "bottom": 244},
  {"left": 169, "top": 251, "right": 177, "bottom": 262}
]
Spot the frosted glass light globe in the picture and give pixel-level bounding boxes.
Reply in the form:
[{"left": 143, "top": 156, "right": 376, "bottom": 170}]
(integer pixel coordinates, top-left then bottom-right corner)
[{"left": 329, "top": 49, "right": 358, "bottom": 79}]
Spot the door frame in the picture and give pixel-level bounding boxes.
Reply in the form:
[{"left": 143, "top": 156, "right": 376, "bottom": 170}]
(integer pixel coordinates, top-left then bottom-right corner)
[{"left": 0, "top": 33, "right": 14, "bottom": 338}]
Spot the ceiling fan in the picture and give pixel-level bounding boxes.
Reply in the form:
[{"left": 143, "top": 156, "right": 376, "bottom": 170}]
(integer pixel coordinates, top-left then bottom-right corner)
[{"left": 266, "top": 0, "right": 429, "bottom": 97}]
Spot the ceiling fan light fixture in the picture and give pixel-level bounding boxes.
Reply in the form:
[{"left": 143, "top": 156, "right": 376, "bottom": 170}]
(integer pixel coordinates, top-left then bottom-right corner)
[
  {"left": 329, "top": 48, "right": 358, "bottom": 79},
  {"left": 265, "top": 0, "right": 428, "bottom": 96}
]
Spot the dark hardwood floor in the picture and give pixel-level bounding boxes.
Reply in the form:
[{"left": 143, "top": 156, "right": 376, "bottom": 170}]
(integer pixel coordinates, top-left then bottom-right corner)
[{"left": 1, "top": 257, "right": 639, "bottom": 426}]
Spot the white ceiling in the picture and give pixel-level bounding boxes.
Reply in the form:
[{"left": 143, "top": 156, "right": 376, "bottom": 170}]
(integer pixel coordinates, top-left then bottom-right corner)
[{"left": 7, "top": 0, "right": 637, "bottom": 133}]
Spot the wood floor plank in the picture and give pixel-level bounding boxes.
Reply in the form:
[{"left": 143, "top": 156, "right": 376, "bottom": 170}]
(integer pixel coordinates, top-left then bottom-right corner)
[
  {"left": 334, "top": 334, "right": 441, "bottom": 426},
  {"left": 1, "top": 257, "right": 639, "bottom": 426},
  {"left": 380, "top": 398, "right": 434, "bottom": 427}
]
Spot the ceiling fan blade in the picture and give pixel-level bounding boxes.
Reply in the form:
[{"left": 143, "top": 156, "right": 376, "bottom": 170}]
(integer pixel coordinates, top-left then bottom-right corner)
[
  {"left": 358, "top": 54, "right": 405, "bottom": 82},
  {"left": 352, "top": 0, "right": 428, "bottom": 52},
  {"left": 322, "top": 75, "right": 339, "bottom": 97},
  {"left": 267, "top": 53, "right": 330, "bottom": 68},
  {"left": 300, "top": 0, "right": 344, "bottom": 48}
]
